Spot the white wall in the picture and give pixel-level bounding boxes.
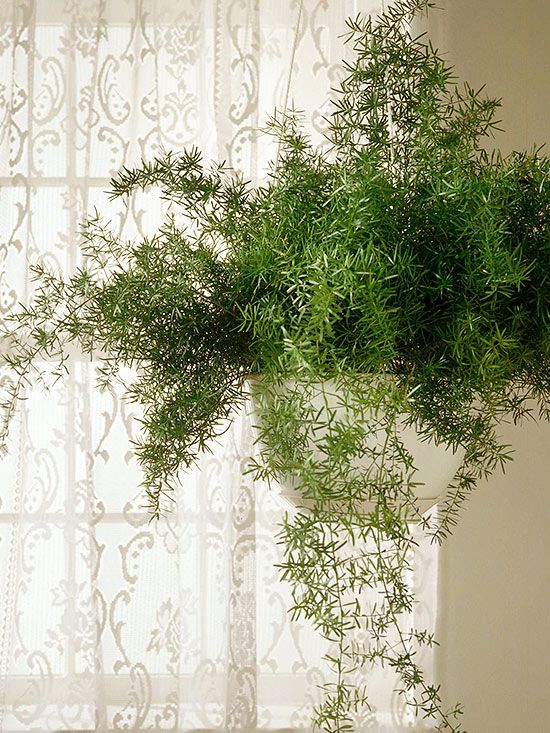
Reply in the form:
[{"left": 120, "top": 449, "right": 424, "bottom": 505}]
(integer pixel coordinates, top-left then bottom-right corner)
[
  {"left": 423, "top": 0, "right": 549, "bottom": 154},
  {"left": 423, "top": 2, "right": 550, "bottom": 731}
]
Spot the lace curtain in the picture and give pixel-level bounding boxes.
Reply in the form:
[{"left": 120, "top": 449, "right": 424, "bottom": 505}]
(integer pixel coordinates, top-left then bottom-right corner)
[{"left": 0, "top": 1, "right": 438, "bottom": 731}]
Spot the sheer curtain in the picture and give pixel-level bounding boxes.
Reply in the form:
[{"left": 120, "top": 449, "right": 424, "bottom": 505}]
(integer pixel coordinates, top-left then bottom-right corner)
[{"left": 0, "top": 1, "right": 438, "bottom": 731}]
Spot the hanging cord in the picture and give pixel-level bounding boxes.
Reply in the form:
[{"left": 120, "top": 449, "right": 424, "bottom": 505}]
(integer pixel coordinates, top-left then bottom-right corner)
[
  {"left": 275, "top": 0, "right": 304, "bottom": 169},
  {"left": 380, "top": 0, "right": 396, "bottom": 166}
]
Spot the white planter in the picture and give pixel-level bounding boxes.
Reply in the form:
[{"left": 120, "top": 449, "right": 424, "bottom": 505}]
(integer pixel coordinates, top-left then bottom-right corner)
[{"left": 249, "top": 380, "right": 465, "bottom": 516}]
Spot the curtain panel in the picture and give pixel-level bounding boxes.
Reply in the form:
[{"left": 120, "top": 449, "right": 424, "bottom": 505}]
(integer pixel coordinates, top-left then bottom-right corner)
[{"left": 0, "top": 1, "right": 437, "bottom": 731}]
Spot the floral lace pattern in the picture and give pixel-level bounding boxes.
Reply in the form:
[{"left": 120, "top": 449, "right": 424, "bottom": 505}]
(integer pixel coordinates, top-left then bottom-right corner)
[{"left": 0, "top": 1, "right": 436, "bottom": 730}]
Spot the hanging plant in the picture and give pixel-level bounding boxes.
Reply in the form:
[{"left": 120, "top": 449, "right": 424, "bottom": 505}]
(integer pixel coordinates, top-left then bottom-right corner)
[{"left": 2, "top": 0, "right": 549, "bottom": 729}]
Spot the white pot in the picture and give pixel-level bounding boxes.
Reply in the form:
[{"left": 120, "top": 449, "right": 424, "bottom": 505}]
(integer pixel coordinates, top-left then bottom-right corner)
[{"left": 249, "top": 379, "right": 465, "bottom": 517}]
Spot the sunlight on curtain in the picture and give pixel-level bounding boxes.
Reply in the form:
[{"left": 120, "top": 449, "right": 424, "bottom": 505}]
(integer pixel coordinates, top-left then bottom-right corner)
[{"left": 0, "top": 1, "right": 437, "bottom": 730}]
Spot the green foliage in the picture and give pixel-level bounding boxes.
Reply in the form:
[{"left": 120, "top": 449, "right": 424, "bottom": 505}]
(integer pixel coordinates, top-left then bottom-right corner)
[{"left": 2, "top": 0, "right": 549, "bottom": 729}]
